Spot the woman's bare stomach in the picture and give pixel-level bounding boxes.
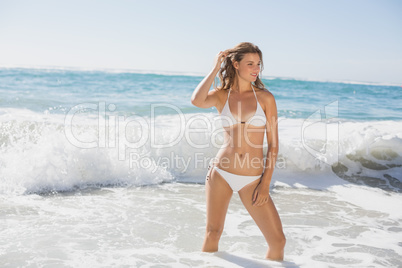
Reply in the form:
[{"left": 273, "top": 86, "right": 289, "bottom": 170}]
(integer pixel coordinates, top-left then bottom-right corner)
[{"left": 213, "top": 146, "right": 265, "bottom": 176}]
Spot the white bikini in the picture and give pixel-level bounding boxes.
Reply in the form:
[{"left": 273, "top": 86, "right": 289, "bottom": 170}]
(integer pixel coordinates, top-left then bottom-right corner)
[
  {"left": 220, "top": 85, "right": 266, "bottom": 128},
  {"left": 207, "top": 85, "right": 267, "bottom": 192}
]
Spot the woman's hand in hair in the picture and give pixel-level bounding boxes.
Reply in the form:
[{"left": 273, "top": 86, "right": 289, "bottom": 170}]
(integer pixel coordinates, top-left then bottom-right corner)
[{"left": 213, "top": 51, "right": 227, "bottom": 72}]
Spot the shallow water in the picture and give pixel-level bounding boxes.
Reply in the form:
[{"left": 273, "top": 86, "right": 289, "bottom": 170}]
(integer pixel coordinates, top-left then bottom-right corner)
[{"left": 1, "top": 181, "right": 400, "bottom": 267}]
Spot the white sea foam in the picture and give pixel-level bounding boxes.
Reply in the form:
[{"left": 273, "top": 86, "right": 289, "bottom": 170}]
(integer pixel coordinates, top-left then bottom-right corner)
[
  {"left": 0, "top": 109, "right": 401, "bottom": 195},
  {"left": 1, "top": 183, "right": 400, "bottom": 267}
]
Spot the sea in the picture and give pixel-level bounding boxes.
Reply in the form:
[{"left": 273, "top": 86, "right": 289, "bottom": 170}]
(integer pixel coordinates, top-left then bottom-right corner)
[{"left": 0, "top": 67, "right": 401, "bottom": 267}]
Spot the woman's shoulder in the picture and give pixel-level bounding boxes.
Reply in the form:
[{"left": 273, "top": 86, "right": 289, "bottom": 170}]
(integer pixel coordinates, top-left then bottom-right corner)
[
  {"left": 211, "top": 87, "right": 229, "bottom": 98},
  {"left": 209, "top": 87, "right": 229, "bottom": 109},
  {"left": 255, "top": 86, "right": 275, "bottom": 101},
  {"left": 255, "top": 87, "right": 277, "bottom": 113}
]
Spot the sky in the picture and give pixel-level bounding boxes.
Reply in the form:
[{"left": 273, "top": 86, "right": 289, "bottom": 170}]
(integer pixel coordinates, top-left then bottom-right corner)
[{"left": 0, "top": 0, "right": 401, "bottom": 85}]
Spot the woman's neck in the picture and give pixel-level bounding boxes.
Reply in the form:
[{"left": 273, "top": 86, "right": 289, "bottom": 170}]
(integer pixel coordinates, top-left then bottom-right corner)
[{"left": 232, "top": 78, "right": 252, "bottom": 93}]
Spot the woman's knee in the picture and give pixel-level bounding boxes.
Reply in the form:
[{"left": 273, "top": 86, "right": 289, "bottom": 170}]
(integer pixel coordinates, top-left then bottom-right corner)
[
  {"left": 273, "top": 232, "right": 286, "bottom": 249},
  {"left": 279, "top": 233, "right": 286, "bottom": 248},
  {"left": 266, "top": 234, "right": 286, "bottom": 260},
  {"left": 205, "top": 226, "right": 224, "bottom": 241}
]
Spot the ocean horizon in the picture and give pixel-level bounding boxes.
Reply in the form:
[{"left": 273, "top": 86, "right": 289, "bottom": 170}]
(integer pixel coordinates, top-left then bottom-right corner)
[{"left": 1, "top": 65, "right": 401, "bottom": 87}]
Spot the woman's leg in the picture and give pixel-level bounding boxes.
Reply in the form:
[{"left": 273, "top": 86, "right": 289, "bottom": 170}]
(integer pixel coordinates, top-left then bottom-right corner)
[
  {"left": 238, "top": 180, "right": 286, "bottom": 260},
  {"left": 202, "top": 166, "right": 233, "bottom": 252}
]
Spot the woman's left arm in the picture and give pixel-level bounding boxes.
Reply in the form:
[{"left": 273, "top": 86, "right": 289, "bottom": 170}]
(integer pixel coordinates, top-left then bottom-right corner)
[{"left": 252, "top": 91, "right": 279, "bottom": 206}]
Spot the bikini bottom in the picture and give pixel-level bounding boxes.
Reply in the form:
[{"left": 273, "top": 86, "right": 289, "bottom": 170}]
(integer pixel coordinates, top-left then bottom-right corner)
[{"left": 207, "top": 165, "right": 261, "bottom": 192}]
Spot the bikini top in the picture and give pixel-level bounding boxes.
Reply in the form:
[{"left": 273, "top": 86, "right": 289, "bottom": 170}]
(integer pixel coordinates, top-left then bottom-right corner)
[{"left": 219, "top": 85, "right": 266, "bottom": 127}]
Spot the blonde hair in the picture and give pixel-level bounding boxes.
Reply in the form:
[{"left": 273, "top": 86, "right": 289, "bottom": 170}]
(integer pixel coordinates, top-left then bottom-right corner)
[{"left": 217, "top": 42, "right": 265, "bottom": 91}]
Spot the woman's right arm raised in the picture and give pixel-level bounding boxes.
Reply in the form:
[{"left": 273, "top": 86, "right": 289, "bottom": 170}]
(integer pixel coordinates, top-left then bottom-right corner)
[{"left": 191, "top": 51, "right": 226, "bottom": 108}]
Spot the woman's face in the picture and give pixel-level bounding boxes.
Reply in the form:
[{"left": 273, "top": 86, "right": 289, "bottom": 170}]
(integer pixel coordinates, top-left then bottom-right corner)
[{"left": 234, "top": 53, "right": 261, "bottom": 82}]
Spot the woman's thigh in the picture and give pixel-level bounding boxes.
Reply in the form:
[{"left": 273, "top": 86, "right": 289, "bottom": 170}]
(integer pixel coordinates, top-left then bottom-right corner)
[
  {"left": 238, "top": 180, "right": 285, "bottom": 243},
  {"left": 205, "top": 166, "right": 233, "bottom": 229}
]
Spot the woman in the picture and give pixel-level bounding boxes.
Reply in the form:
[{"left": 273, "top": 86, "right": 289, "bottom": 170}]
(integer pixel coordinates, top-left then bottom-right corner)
[{"left": 191, "top": 42, "right": 286, "bottom": 260}]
